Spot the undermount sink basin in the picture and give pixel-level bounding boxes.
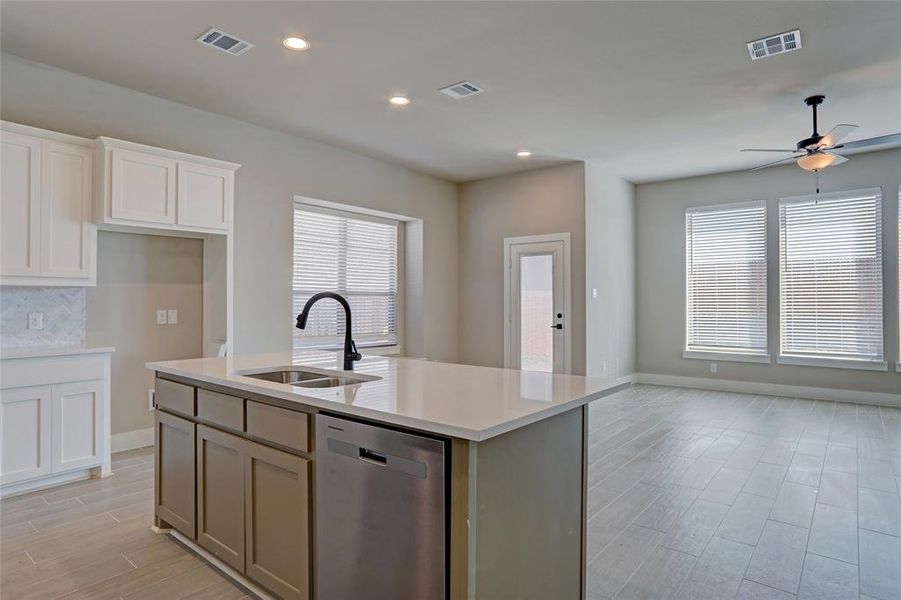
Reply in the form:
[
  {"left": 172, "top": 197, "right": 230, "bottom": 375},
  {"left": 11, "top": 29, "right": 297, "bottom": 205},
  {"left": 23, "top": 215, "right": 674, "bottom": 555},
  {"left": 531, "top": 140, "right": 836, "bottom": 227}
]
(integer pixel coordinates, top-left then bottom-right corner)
[
  {"left": 293, "top": 377, "right": 360, "bottom": 388},
  {"left": 240, "top": 368, "right": 377, "bottom": 388},
  {"left": 244, "top": 369, "right": 327, "bottom": 384}
]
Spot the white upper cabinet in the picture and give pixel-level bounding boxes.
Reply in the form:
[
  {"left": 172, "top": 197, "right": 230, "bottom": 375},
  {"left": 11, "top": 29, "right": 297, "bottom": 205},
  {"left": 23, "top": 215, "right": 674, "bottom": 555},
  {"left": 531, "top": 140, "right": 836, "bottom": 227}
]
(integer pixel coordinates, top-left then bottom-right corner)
[
  {"left": 111, "top": 148, "right": 177, "bottom": 224},
  {"left": 1, "top": 131, "right": 41, "bottom": 276},
  {"left": 177, "top": 162, "right": 233, "bottom": 230},
  {"left": 41, "top": 141, "right": 93, "bottom": 277},
  {"left": 1, "top": 123, "right": 95, "bottom": 286},
  {"left": 98, "top": 137, "right": 238, "bottom": 233}
]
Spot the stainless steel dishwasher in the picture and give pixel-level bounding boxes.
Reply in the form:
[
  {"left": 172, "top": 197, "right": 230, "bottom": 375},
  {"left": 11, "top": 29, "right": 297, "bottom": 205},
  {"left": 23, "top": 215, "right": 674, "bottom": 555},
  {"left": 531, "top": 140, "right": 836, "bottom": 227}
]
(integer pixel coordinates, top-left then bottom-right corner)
[{"left": 315, "top": 413, "right": 448, "bottom": 600}]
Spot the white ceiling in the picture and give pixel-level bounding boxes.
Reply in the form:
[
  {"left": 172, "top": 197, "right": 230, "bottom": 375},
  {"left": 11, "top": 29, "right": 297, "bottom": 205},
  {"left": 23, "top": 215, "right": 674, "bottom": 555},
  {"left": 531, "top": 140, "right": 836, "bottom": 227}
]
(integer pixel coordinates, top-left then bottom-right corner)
[{"left": 2, "top": 1, "right": 899, "bottom": 183}]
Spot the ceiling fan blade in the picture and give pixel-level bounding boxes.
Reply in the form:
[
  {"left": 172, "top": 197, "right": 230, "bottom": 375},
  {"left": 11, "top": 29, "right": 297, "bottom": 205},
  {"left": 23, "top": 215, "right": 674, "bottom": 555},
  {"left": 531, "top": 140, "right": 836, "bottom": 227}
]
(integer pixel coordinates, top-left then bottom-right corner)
[
  {"left": 825, "top": 151, "right": 849, "bottom": 166},
  {"left": 833, "top": 132, "right": 901, "bottom": 151},
  {"left": 740, "top": 148, "right": 799, "bottom": 153},
  {"left": 750, "top": 155, "right": 800, "bottom": 172},
  {"left": 817, "top": 124, "right": 858, "bottom": 148}
]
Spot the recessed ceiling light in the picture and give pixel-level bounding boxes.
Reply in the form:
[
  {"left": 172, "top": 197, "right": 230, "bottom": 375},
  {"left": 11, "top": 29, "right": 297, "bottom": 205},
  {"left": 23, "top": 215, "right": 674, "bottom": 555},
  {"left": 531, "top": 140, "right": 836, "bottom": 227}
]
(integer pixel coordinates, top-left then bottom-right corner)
[
  {"left": 516, "top": 150, "right": 532, "bottom": 158},
  {"left": 283, "top": 37, "right": 310, "bottom": 51},
  {"left": 389, "top": 95, "right": 411, "bottom": 106}
]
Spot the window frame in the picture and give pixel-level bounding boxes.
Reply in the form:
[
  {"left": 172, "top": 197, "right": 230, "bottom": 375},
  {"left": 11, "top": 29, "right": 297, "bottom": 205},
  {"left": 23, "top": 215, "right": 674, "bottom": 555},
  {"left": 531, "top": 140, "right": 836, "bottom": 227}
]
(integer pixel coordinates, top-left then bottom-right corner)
[
  {"left": 683, "top": 199, "right": 770, "bottom": 363},
  {"left": 292, "top": 202, "right": 402, "bottom": 352},
  {"left": 776, "top": 187, "right": 886, "bottom": 371}
]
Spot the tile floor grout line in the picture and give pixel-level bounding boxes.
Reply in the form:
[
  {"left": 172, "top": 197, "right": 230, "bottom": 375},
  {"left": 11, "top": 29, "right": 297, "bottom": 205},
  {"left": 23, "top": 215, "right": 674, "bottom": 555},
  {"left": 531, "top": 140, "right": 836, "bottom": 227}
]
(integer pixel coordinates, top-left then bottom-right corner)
[{"left": 120, "top": 552, "right": 138, "bottom": 569}]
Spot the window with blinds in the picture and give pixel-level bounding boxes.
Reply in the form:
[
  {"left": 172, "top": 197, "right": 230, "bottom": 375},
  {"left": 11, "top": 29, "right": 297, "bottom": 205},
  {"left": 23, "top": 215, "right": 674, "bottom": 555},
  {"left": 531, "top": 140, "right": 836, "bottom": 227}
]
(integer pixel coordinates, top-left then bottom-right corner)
[
  {"left": 779, "top": 187, "right": 883, "bottom": 365},
  {"left": 293, "top": 206, "right": 399, "bottom": 350},
  {"left": 685, "top": 202, "right": 768, "bottom": 358}
]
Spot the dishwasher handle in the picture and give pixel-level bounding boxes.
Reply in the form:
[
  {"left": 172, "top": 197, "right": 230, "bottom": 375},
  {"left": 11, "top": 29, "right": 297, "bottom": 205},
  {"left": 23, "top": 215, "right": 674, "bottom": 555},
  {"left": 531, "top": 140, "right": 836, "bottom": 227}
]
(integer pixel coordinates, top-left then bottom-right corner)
[
  {"left": 359, "top": 447, "right": 387, "bottom": 466},
  {"left": 326, "top": 437, "right": 428, "bottom": 478}
]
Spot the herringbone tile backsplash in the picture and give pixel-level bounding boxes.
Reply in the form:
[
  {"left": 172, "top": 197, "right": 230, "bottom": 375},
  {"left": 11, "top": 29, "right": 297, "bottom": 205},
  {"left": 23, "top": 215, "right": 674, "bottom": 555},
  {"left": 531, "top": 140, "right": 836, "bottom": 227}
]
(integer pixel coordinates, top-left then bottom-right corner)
[{"left": 0, "top": 286, "right": 86, "bottom": 349}]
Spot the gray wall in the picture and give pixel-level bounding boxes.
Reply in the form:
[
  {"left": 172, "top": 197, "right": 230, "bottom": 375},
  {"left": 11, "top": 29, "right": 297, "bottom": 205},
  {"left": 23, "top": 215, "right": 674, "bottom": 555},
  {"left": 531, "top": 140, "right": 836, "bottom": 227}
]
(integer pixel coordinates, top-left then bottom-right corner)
[
  {"left": 636, "top": 148, "right": 901, "bottom": 394},
  {"left": 585, "top": 162, "right": 635, "bottom": 379},
  {"left": 458, "top": 163, "right": 586, "bottom": 374},
  {"left": 86, "top": 232, "right": 203, "bottom": 435},
  {"left": 1, "top": 53, "right": 460, "bottom": 362}
]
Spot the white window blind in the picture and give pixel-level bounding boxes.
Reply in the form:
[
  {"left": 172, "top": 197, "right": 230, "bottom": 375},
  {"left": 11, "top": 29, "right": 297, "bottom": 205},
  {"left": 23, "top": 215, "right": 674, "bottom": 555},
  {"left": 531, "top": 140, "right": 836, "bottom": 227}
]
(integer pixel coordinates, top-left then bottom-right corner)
[
  {"left": 779, "top": 187, "right": 883, "bottom": 363},
  {"left": 685, "top": 202, "right": 768, "bottom": 356},
  {"left": 293, "top": 206, "right": 398, "bottom": 349}
]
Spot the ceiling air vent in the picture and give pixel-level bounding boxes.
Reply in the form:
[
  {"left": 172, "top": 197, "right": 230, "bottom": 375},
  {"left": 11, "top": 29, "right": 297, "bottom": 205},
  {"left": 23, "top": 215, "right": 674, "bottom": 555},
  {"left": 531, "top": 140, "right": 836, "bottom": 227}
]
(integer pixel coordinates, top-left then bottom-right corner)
[
  {"left": 747, "top": 29, "right": 801, "bottom": 60},
  {"left": 439, "top": 81, "right": 484, "bottom": 99},
  {"left": 197, "top": 28, "right": 254, "bottom": 56}
]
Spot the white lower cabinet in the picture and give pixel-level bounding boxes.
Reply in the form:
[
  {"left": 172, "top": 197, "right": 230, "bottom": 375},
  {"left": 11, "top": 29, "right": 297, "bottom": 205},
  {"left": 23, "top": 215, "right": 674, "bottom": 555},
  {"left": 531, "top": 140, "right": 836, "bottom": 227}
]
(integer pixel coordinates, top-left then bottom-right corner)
[
  {"left": 0, "top": 350, "right": 112, "bottom": 496},
  {"left": 51, "top": 381, "right": 105, "bottom": 472},
  {"left": 0, "top": 386, "right": 52, "bottom": 484}
]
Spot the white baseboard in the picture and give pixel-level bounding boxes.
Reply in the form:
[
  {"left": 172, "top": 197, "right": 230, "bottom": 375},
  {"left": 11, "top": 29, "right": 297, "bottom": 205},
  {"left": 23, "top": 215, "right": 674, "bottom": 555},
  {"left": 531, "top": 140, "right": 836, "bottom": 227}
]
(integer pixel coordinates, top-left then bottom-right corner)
[
  {"left": 634, "top": 373, "right": 901, "bottom": 408},
  {"left": 111, "top": 427, "right": 154, "bottom": 453},
  {"left": 1, "top": 468, "right": 93, "bottom": 498}
]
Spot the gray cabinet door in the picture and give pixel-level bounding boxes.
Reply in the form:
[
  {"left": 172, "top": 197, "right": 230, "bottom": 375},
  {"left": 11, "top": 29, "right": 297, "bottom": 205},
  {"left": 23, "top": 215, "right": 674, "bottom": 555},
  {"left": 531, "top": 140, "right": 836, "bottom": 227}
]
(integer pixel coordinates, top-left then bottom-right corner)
[
  {"left": 155, "top": 410, "right": 196, "bottom": 538},
  {"left": 245, "top": 440, "right": 311, "bottom": 600},
  {"left": 197, "top": 424, "right": 245, "bottom": 572}
]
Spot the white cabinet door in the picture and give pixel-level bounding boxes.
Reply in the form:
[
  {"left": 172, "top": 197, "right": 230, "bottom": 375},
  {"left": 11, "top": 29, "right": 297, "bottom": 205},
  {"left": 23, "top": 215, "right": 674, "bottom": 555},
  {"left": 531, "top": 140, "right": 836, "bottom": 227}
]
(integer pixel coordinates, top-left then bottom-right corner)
[
  {"left": 1, "top": 132, "right": 41, "bottom": 276},
  {"left": 111, "top": 148, "right": 176, "bottom": 224},
  {"left": 177, "top": 161, "right": 232, "bottom": 230},
  {"left": 0, "top": 386, "right": 52, "bottom": 484},
  {"left": 51, "top": 381, "right": 105, "bottom": 472},
  {"left": 40, "top": 141, "right": 93, "bottom": 278}
]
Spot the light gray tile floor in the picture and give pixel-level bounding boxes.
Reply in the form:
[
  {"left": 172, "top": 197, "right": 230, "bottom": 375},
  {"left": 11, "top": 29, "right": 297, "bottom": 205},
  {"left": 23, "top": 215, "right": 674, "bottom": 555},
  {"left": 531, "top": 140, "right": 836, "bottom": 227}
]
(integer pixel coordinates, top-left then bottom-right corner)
[{"left": 586, "top": 385, "right": 901, "bottom": 600}]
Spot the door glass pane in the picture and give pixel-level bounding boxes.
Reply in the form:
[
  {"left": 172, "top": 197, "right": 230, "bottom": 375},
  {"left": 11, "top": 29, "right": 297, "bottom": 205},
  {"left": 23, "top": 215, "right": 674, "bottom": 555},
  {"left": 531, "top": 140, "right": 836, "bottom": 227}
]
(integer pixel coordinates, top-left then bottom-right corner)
[{"left": 519, "top": 254, "right": 554, "bottom": 372}]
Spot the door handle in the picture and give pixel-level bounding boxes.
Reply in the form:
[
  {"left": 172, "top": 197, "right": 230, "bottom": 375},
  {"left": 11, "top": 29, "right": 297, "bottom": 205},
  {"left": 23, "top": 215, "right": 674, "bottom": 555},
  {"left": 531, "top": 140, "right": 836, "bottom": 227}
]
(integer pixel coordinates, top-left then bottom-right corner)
[{"left": 550, "top": 324, "right": 563, "bottom": 330}]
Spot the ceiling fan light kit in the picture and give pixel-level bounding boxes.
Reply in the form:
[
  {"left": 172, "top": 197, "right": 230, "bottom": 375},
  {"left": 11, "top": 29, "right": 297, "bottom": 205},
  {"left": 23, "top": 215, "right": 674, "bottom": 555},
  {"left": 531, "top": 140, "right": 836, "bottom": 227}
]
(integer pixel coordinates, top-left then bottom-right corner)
[
  {"left": 797, "top": 152, "right": 835, "bottom": 171},
  {"left": 741, "top": 95, "right": 901, "bottom": 174}
]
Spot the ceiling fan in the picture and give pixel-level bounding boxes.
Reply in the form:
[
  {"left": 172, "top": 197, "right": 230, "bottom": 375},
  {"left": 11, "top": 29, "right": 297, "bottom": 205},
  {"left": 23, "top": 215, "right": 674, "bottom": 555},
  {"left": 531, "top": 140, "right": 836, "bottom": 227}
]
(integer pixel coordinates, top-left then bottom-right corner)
[{"left": 742, "top": 95, "right": 901, "bottom": 172}]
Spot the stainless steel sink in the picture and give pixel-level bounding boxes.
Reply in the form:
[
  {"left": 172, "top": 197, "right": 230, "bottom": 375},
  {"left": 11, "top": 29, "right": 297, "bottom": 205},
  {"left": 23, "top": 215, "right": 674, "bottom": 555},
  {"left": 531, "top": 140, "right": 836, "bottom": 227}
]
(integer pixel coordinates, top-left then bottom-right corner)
[
  {"left": 239, "top": 368, "right": 378, "bottom": 388},
  {"left": 243, "top": 369, "right": 327, "bottom": 384},
  {"left": 293, "top": 377, "right": 360, "bottom": 388}
]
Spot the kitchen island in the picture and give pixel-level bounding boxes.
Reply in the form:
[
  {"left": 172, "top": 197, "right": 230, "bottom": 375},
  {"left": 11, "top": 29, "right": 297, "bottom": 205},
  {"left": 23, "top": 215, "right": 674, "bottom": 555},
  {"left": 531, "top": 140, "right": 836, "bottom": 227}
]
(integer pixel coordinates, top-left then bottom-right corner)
[{"left": 147, "top": 351, "right": 629, "bottom": 600}]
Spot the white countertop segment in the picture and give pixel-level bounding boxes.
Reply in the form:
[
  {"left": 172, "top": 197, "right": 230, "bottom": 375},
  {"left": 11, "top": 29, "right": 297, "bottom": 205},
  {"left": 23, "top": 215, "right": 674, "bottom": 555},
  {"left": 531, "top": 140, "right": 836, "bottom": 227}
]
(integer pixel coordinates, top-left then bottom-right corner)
[
  {"left": 0, "top": 345, "right": 116, "bottom": 360},
  {"left": 147, "top": 351, "right": 628, "bottom": 441}
]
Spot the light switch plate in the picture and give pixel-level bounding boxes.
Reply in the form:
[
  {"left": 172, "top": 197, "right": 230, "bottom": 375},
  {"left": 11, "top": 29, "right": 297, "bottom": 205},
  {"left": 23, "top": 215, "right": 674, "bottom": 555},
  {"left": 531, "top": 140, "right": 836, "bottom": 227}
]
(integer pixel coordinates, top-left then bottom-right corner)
[
  {"left": 167, "top": 309, "right": 178, "bottom": 325},
  {"left": 27, "top": 312, "right": 43, "bottom": 330},
  {"left": 156, "top": 310, "right": 167, "bottom": 325}
]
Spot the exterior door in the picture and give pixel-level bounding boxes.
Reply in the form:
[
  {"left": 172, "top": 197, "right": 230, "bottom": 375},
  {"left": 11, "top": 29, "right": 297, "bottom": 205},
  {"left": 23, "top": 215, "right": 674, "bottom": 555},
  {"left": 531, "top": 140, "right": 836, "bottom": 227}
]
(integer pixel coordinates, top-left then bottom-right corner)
[{"left": 505, "top": 234, "right": 570, "bottom": 373}]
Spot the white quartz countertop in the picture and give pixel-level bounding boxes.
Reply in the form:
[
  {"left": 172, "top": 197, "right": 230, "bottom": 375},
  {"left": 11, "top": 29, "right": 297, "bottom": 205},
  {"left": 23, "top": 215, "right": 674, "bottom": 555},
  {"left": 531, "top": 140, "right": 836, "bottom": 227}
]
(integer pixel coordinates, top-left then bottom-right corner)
[
  {"left": 147, "top": 351, "right": 628, "bottom": 441},
  {"left": 1, "top": 345, "right": 116, "bottom": 360}
]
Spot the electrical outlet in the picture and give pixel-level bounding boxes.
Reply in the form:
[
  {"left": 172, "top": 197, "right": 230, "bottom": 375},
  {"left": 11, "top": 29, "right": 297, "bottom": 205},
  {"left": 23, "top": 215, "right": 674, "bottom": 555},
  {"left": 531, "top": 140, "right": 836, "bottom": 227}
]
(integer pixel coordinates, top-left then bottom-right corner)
[
  {"left": 156, "top": 310, "right": 167, "bottom": 325},
  {"left": 592, "top": 287, "right": 598, "bottom": 299},
  {"left": 27, "top": 312, "right": 43, "bottom": 330},
  {"left": 709, "top": 362, "right": 718, "bottom": 374},
  {"left": 167, "top": 309, "right": 178, "bottom": 325},
  {"left": 148, "top": 389, "right": 155, "bottom": 412}
]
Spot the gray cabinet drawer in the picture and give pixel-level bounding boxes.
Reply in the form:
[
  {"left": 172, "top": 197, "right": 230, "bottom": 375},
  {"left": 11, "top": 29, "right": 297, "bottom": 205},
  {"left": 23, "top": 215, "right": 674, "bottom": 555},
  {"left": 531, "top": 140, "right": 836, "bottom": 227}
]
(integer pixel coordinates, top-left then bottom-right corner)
[
  {"left": 155, "top": 378, "right": 195, "bottom": 417},
  {"left": 246, "top": 401, "right": 310, "bottom": 453},
  {"left": 197, "top": 389, "right": 244, "bottom": 432}
]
